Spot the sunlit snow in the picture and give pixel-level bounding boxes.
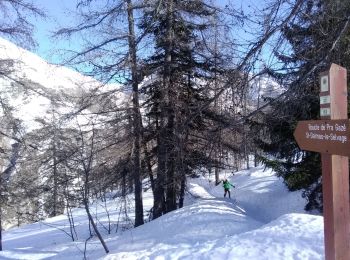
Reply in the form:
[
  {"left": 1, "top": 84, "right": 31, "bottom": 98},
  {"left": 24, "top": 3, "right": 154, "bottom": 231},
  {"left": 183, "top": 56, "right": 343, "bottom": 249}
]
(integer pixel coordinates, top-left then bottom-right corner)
[
  {"left": 0, "top": 166, "right": 324, "bottom": 260},
  {"left": 0, "top": 37, "right": 126, "bottom": 132},
  {"left": 0, "top": 37, "right": 322, "bottom": 260}
]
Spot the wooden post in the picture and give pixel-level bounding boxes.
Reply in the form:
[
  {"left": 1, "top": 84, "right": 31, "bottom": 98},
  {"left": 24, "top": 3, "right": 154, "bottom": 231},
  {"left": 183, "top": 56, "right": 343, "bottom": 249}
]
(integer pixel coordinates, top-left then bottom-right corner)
[{"left": 320, "top": 64, "right": 350, "bottom": 260}]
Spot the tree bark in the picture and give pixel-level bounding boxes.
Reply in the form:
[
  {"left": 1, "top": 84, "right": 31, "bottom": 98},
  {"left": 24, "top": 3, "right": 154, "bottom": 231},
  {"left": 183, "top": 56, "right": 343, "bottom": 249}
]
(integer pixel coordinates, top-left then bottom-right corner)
[
  {"left": 83, "top": 198, "right": 109, "bottom": 253},
  {"left": 214, "top": 21, "right": 221, "bottom": 185},
  {"left": 153, "top": 0, "right": 176, "bottom": 219},
  {"left": 0, "top": 204, "right": 2, "bottom": 251},
  {"left": 142, "top": 139, "right": 155, "bottom": 195},
  {"left": 53, "top": 141, "right": 58, "bottom": 217},
  {"left": 126, "top": 0, "right": 144, "bottom": 227},
  {"left": 254, "top": 73, "right": 262, "bottom": 167},
  {"left": 153, "top": 131, "right": 166, "bottom": 218},
  {"left": 163, "top": 0, "right": 177, "bottom": 213},
  {"left": 178, "top": 171, "right": 186, "bottom": 208}
]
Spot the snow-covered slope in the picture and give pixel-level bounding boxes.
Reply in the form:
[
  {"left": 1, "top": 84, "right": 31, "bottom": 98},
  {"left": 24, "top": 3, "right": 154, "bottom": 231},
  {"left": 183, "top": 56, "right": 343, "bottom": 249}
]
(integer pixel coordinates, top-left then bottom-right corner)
[
  {"left": 0, "top": 37, "right": 99, "bottom": 92},
  {"left": 0, "top": 37, "right": 124, "bottom": 131},
  {"left": 0, "top": 166, "right": 324, "bottom": 260},
  {"left": 246, "top": 74, "right": 285, "bottom": 111}
]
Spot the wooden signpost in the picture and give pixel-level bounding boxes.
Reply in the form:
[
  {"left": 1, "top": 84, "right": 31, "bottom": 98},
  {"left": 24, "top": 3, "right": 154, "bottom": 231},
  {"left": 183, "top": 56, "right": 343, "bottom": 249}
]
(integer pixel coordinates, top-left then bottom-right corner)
[
  {"left": 294, "top": 119, "right": 350, "bottom": 156},
  {"left": 293, "top": 63, "right": 350, "bottom": 260}
]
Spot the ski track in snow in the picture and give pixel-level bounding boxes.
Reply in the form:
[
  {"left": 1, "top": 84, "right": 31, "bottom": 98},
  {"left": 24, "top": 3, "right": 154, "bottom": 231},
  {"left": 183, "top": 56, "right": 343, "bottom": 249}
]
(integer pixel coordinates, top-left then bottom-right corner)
[{"left": 0, "top": 166, "right": 324, "bottom": 260}]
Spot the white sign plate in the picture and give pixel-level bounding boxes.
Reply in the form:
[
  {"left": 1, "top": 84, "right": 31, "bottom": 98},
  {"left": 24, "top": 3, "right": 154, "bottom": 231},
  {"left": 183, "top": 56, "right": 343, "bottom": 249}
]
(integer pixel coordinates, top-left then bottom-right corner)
[
  {"left": 320, "top": 107, "right": 331, "bottom": 117},
  {"left": 321, "top": 75, "right": 329, "bottom": 92},
  {"left": 320, "top": 95, "right": 331, "bottom": 105}
]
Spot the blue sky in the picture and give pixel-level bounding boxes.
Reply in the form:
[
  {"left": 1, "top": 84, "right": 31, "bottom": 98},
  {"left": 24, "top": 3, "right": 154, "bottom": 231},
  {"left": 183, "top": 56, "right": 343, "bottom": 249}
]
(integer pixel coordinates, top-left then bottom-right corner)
[
  {"left": 31, "top": 0, "right": 77, "bottom": 63},
  {"left": 30, "top": 0, "right": 267, "bottom": 66}
]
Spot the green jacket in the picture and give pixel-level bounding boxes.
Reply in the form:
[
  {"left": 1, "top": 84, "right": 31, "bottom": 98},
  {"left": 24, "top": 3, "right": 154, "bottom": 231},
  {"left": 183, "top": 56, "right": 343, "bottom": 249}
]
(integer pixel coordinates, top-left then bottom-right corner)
[{"left": 223, "top": 180, "right": 234, "bottom": 190}]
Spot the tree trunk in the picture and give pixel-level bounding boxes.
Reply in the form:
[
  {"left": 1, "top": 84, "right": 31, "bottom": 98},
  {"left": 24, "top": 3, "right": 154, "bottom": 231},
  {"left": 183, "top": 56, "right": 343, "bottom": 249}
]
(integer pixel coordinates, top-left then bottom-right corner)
[
  {"left": 83, "top": 199, "right": 109, "bottom": 254},
  {"left": 153, "top": 0, "right": 176, "bottom": 219},
  {"left": 53, "top": 142, "right": 58, "bottom": 217},
  {"left": 165, "top": 158, "right": 176, "bottom": 212},
  {"left": 126, "top": 0, "right": 144, "bottom": 227},
  {"left": 215, "top": 165, "right": 220, "bottom": 185},
  {"left": 254, "top": 73, "right": 262, "bottom": 167},
  {"left": 163, "top": 0, "right": 177, "bottom": 214},
  {"left": 153, "top": 101, "right": 166, "bottom": 219},
  {"left": 213, "top": 20, "right": 221, "bottom": 185},
  {"left": 82, "top": 166, "right": 109, "bottom": 253},
  {"left": 243, "top": 87, "right": 250, "bottom": 170},
  {"left": 0, "top": 205, "right": 2, "bottom": 251},
  {"left": 142, "top": 140, "right": 155, "bottom": 195},
  {"left": 153, "top": 132, "right": 166, "bottom": 218},
  {"left": 178, "top": 172, "right": 186, "bottom": 208}
]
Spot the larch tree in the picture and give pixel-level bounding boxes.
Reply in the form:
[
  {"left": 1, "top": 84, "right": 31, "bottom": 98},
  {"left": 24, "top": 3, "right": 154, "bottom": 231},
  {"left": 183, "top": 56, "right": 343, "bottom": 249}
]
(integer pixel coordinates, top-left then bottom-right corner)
[
  {"left": 54, "top": 0, "right": 146, "bottom": 227},
  {"left": 0, "top": 0, "right": 45, "bottom": 251}
]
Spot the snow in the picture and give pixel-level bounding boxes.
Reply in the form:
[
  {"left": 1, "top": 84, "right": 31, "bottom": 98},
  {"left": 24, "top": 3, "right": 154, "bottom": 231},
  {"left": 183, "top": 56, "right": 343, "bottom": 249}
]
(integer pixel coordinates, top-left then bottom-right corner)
[
  {"left": 0, "top": 37, "right": 126, "bottom": 132},
  {"left": 0, "top": 37, "right": 99, "bottom": 92},
  {"left": 0, "top": 166, "right": 324, "bottom": 259}
]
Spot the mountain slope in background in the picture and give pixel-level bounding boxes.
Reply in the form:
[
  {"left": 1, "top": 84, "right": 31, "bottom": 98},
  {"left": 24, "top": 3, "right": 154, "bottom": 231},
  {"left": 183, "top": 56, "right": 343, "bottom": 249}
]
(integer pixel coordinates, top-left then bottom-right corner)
[
  {"left": 0, "top": 166, "right": 324, "bottom": 260},
  {"left": 0, "top": 37, "right": 125, "bottom": 132},
  {"left": 0, "top": 37, "right": 99, "bottom": 92},
  {"left": 0, "top": 37, "right": 281, "bottom": 132}
]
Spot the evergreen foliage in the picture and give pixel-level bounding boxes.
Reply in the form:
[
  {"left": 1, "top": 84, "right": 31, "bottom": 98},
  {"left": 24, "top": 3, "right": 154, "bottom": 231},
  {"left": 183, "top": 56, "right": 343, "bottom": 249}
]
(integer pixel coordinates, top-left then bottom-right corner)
[
  {"left": 139, "top": 0, "right": 226, "bottom": 218},
  {"left": 256, "top": 0, "right": 350, "bottom": 211},
  {"left": 5, "top": 1, "right": 348, "bottom": 252}
]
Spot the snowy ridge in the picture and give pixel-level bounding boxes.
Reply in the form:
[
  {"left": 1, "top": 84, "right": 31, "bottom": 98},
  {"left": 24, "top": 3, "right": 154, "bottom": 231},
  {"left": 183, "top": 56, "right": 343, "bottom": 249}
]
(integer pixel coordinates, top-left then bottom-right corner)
[
  {"left": 247, "top": 74, "right": 285, "bottom": 111},
  {"left": 0, "top": 37, "right": 99, "bottom": 92},
  {"left": 0, "top": 37, "right": 281, "bottom": 132},
  {"left": 0, "top": 37, "right": 125, "bottom": 131},
  {"left": 0, "top": 37, "right": 96, "bottom": 131},
  {"left": 0, "top": 166, "right": 324, "bottom": 260}
]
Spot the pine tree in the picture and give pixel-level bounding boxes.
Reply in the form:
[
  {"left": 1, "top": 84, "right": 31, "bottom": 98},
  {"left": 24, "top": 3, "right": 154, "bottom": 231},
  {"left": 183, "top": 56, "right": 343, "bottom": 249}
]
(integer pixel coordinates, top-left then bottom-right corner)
[
  {"left": 139, "top": 0, "right": 226, "bottom": 218},
  {"left": 256, "top": 0, "right": 350, "bottom": 211}
]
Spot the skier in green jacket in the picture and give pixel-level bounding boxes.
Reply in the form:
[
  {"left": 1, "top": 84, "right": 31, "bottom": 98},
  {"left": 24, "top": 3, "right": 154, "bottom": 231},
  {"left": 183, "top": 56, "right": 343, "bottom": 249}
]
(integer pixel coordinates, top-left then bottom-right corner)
[{"left": 223, "top": 179, "right": 235, "bottom": 198}]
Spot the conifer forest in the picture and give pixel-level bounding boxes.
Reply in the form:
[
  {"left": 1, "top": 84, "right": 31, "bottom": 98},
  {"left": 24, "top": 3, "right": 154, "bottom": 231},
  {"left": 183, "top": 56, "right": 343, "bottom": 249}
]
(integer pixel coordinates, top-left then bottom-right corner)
[{"left": 0, "top": 0, "right": 350, "bottom": 256}]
